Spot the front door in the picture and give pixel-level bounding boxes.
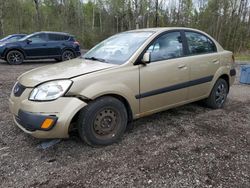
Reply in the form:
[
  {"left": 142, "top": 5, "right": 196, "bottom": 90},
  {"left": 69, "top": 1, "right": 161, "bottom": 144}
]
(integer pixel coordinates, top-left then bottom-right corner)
[
  {"left": 138, "top": 31, "right": 190, "bottom": 114},
  {"left": 23, "top": 33, "right": 48, "bottom": 57}
]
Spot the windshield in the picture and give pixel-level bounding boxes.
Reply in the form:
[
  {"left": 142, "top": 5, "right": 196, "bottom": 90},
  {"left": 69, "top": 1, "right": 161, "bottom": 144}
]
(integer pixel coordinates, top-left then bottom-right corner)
[
  {"left": 0, "top": 35, "right": 12, "bottom": 42},
  {"left": 83, "top": 31, "right": 154, "bottom": 65},
  {"left": 19, "top": 33, "right": 36, "bottom": 41}
]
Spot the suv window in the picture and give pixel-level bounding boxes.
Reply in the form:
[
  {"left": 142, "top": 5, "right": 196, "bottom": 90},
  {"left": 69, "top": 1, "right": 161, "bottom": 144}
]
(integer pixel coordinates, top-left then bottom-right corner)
[
  {"left": 48, "top": 34, "right": 69, "bottom": 41},
  {"left": 147, "top": 32, "right": 183, "bottom": 62},
  {"left": 185, "top": 32, "right": 217, "bottom": 55},
  {"left": 29, "top": 33, "right": 47, "bottom": 43}
]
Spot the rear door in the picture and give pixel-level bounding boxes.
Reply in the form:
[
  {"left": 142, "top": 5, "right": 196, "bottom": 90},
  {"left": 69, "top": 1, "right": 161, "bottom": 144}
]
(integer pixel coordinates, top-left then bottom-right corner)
[
  {"left": 139, "top": 31, "right": 190, "bottom": 114},
  {"left": 47, "top": 34, "right": 68, "bottom": 56},
  {"left": 184, "top": 31, "right": 220, "bottom": 100}
]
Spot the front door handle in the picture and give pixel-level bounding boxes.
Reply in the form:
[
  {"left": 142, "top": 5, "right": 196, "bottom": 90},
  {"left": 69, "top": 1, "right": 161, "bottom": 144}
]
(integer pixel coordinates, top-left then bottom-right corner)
[{"left": 178, "top": 64, "right": 187, "bottom": 69}]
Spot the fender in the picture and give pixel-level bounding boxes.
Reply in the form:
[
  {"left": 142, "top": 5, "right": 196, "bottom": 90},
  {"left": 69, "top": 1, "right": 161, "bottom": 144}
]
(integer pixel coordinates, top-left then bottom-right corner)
[
  {"left": 3, "top": 47, "right": 27, "bottom": 58},
  {"left": 76, "top": 82, "right": 139, "bottom": 117},
  {"left": 208, "top": 65, "right": 232, "bottom": 94}
]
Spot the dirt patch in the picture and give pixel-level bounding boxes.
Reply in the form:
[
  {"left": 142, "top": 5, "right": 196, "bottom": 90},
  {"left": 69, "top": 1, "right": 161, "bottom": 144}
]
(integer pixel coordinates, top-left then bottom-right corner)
[{"left": 0, "top": 61, "right": 249, "bottom": 187}]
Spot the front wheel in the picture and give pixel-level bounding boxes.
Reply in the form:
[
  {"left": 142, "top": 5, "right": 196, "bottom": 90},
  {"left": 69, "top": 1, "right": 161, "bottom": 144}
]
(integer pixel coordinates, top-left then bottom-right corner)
[
  {"left": 205, "top": 78, "right": 229, "bottom": 109},
  {"left": 6, "top": 50, "right": 24, "bottom": 65},
  {"left": 61, "top": 50, "right": 75, "bottom": 61},
  {"left": 77, "top": 97, "right": 128, "bottom": 146},
  {"left": 54, "top": 58, "right": 62, "bottom": 62}
]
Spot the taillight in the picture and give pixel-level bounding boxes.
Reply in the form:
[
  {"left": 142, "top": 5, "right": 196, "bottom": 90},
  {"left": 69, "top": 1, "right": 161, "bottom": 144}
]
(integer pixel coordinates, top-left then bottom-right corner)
[{"left": 74, "top": 41, "right": 80, "bottom": 46}]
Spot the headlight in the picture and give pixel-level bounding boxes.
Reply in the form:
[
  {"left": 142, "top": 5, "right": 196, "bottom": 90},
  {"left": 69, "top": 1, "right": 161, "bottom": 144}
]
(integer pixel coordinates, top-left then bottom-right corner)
[
  {"left": 0, "top": 43, "right": 5, "bottom": 47},
  {"left": 29, "top": 80, "right": 73, "bottom": 101}
]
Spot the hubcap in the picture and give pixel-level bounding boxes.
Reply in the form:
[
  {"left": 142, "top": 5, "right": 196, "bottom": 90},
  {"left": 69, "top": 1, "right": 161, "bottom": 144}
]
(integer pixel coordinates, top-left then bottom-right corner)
[
  {"left": 8, "top": 52, "right": 22, "bottom": 64},
  {"left": 215, "top": 83, "right": 227, "bottom": 105},
  {"left": 93, "top": 108, "right": 118, "bottom": 138},
  {"left": 63, "top": 51, "right": 74, "bottom": 60}
]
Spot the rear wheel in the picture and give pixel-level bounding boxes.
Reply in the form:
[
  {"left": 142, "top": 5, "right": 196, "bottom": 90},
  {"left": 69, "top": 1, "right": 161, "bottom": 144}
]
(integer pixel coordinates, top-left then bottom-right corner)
[
  {"left": 205, "top": 78, "right": 228, "bottom": 109},
  {"left": 6, "top": 50, "right": 24, "bottom": 65},
  {"left": 62, "top": 50, "right": 75, "bottom": 61},
  {"left": 77, "top": 97, "right": 128, "bottom": 146}
]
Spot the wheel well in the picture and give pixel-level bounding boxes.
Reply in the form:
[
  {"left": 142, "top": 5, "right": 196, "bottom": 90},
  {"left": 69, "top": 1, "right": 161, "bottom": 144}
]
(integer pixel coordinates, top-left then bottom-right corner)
[
  {"left": 62, "top": 48, "right": 76, "bottom": 57},
  {"left": 68, "top": 94, "right": 133, "bottom": 135},
  {"left": 104, "top": 94, "right": 133, "bottom": 123},
  {"left": 219, "top": 74, "right": 230, "bottom": 90},
  {"left": 5, "top": 49, "right": 25, "bottom": 59}
]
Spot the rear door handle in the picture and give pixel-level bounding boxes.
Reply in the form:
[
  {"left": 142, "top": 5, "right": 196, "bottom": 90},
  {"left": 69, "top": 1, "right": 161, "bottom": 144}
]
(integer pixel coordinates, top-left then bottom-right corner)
[{"left": 178, "top": 64, "right": 187, "bottom": 69}]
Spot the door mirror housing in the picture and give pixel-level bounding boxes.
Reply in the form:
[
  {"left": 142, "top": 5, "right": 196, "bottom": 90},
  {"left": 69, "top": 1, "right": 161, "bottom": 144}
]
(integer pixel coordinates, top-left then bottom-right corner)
[
  {"left": 141, "top": 52, "right": 151, "bottom": 64},
  {"left": 26, "top": 39, "right": 32, "bottom": 44}
]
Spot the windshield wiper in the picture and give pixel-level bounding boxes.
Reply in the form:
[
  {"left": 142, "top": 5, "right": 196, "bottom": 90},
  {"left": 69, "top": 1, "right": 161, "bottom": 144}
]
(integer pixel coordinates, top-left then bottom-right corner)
[{"left": 84, "top": 57, "right": 106, "bottom": 63}]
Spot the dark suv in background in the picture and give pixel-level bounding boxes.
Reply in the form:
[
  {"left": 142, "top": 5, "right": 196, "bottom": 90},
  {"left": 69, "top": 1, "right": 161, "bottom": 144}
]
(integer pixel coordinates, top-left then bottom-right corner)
[{"left": 0, "top": 31, "right": 81, "bottom": 64}]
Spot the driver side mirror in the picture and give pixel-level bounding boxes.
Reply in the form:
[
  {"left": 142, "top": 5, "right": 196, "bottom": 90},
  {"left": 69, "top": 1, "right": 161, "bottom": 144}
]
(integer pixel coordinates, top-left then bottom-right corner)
[
  {"left": 141, "top": 52, "right": 151, "bottom": 65},
  {"left": 26, "top": 39, "right": 32, "bottom": 44}
]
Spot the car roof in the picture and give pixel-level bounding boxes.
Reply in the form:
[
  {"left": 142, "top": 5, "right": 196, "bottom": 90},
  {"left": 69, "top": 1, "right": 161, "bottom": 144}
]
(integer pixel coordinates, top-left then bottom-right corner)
[
  {"left": 34, "top": 31, "right": 73, "bottom": 36},
  {"left": 127, "top": 27, "right": 207, "bottom": 34},
  {"left": 9, "top": 34, "right": 27, "bottom": 36}
]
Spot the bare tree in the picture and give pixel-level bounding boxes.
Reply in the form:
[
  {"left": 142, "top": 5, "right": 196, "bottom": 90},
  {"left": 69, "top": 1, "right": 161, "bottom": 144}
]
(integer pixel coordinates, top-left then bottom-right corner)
[
  {"left": 0, "top": 0, "right": 5, "bottom": 36},
  {"left": 33, "top": 0, "right": 42, "bottom": 30}
]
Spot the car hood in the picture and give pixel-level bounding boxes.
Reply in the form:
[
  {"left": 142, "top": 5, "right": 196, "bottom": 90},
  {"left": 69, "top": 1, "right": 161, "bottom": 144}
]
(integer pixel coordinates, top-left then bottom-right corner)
[{"left": 18, "top": 58, "right": 117, "bottom": 87}]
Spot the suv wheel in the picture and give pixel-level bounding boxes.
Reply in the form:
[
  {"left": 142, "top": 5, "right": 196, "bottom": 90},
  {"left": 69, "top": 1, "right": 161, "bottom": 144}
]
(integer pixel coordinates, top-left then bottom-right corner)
[
  {"left": 205, "top": 78, "right": 228, "bottom": 109},
  {"left": 62, "top": 50, "right": 75, "bottom": 61},
  {"left": 6, "top": 50, "right": 24, "bottom": 65},
  {"left": 77, "top": 97, "right": 128, "bottom": 146}
]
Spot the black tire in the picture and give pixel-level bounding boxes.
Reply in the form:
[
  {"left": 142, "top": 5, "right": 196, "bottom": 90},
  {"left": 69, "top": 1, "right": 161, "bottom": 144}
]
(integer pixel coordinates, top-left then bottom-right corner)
[
  {"left": 55, "top": 58, "right": 62, "bottom": 62},
  {"left": 77, "top": 96, "right": 128, "bottom": 146},
  {"left": 6, "top": 50, "right": 24, "bottom": 65},
  {"left": 61, "top": 50, "right": 75, "bottom": 61},
  {"left": 205, "top": 78, "right": 229, "bottom": 109}
]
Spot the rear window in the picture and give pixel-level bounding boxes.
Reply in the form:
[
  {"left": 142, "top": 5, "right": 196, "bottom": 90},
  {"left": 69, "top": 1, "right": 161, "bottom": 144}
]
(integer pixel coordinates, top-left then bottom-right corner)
[{"left": 48, "top": 34, "right": 70, "bottom": 41}]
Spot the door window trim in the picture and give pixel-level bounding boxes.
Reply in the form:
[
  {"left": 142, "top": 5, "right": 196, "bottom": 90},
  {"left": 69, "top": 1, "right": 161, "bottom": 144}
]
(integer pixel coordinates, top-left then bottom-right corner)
[
  {"left": 134, "top": 29, "right": 219, "bottom": 65},
  {"left": 134, "top": 30, "right": 188, "bottom": 65},
  {"left": 183, "top": 30, "right": 218, "bottom": 56}
]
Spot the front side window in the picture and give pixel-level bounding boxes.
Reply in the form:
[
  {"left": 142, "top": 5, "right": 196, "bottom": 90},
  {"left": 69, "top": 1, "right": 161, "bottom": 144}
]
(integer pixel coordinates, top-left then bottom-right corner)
[
  {"left": 185, "top": 32, "right": 217, "bottom": 55},
  {"left": 147, "top": 32, "right": 183, "bottom": 62},
  {"left": 28, "top": 33, "right": 47, "bottom": 43},
  {"left": 83, "top": 31, "right": 154, "bottom": 65}
]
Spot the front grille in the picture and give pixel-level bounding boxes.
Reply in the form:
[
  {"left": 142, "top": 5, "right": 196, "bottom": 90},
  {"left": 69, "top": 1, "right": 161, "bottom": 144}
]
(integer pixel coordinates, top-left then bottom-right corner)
[{"left": 13, "top": 83, "right": 26, "bottom": 97}]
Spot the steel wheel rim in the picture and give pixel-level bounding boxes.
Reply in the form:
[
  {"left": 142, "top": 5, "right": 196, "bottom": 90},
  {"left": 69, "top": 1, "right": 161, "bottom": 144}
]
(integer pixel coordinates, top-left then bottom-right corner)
[
  {"left": 63, "top": 51, "right": 74, "bottom": 60},
  {"left": 215, "top": 83, "right": 227, "bottom": 105},
  {"left": 8, "top": 52, "right": 22, "bottom": 64},
  {"left": 93, "top": 108, "right": 120, "bottom": 139}
]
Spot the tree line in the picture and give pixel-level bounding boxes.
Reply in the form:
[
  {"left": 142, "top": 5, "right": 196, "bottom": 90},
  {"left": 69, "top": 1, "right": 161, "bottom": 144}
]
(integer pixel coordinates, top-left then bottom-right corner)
[{"left": 0, "top": 0, "right": 249, "bottom": 52}]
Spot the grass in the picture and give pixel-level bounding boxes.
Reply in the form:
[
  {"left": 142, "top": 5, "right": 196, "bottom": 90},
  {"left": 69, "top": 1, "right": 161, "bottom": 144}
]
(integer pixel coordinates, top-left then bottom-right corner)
[{"left": 235, "top": 54, "right": 250, "bottom": 62}]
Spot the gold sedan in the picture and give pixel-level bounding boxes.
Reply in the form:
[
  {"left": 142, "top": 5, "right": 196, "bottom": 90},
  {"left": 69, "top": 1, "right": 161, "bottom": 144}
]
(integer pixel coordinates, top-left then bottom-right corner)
[{"left": 9, "top": 27, "right": 236, "bottom": 146}]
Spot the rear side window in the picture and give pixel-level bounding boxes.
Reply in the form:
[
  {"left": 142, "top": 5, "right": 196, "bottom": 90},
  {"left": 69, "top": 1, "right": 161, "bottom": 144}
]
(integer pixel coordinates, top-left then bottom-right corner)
[
  {"left": 48, "top": 34, "right": 69, "bottom": 41},
  {"left": 185, "top": 32, "right": 217, "bottom": 55}
]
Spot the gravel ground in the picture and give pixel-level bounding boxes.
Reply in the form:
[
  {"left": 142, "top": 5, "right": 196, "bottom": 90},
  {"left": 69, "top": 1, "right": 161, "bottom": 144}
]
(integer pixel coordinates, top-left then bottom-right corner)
[{"left": 0, "top": 60, "right": 249, "bottom": 188}]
